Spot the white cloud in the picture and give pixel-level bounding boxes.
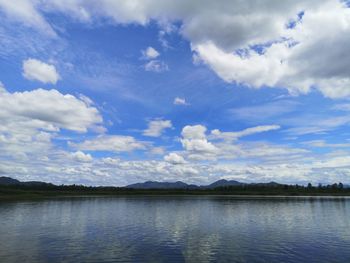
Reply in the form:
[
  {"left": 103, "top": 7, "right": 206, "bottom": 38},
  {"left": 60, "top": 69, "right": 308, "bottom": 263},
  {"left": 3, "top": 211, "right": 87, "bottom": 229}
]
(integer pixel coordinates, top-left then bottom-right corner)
[
  {"left": 181, "top": 125, "right": 207, "bottom": 140},
  {"left": 211, "top": 125, "right": 280, "bottom": 141},
  {"left": 141, "top": 46, "right": 167, "bottom": 73},
  {"left": 192, "top": 1, "right": 350, "bottom": 98},
  {"left": 102, "top": 157, "right": 120, "bottom": 166},
  {"left": 180, "top": 124, "right": 306, "bottom": 162},
  {"left": 303, "top": 140, "right": 350, "bottom": 148},
  {"left": 5, "top": 1, "right": 350, "bottom": 98},
  {"left": 164, "top": 152, "right": 186, "bottom": 164},
  {"left": 181, "top": 138, "right": 218, "bottom": 154},
  {"left": 142, "top": 46, "right": 160, "bottom": 59},
  {"left": 234, "top": 142, "right": 308, "bottom": 161},
  {"left": 150, "top": 146, "right": 166, "bottom": 155},
  {"left": 0, "top": 87, "right": 102, "bottom": 133},
  {"left": 173, "top": 97, "right": 189, "bottom": 105},
  {"left": 72, "top": 135, "right": 147, "bottom": 152},
  {"left": 181, "top": 125, "right": 218, "bottom": 158},
  {"left": 7, "top": 148, "right": 350, "bottom": 186},
  {"left": 230, "top": 101, "right": 350, "bottom": 137},
  {"left": 78, "top": 94, "right": 94, "bottom": 106},
  {"left": 0, "top": 85, "right": 103, "bottom": 173},
  {"left": 0, "top": 0, "right": 56, "bottom": 36},
  {"left": 144, "top": 60, "right": 169, "bottom": 72},
  {"left": 71, "top": 151, "right": 93, "bottom": 162},
  {"left": 3, "top": 1, "right": 350, "bottom": 186},
  {"left": 313, "top": 155, "right": 350, "bottom": 169},
  {"left": 285, "top": 115, "right": 350, "bottom": 136},
  {"left": 143, "top": 119, "right": 172, "bottom": 137},
  {"left": 22, "top": 58, "right": 60, "bottom": 84},
  {"left": 1, "top": 119, "right": 350, "bottom": 186},
  {"left": 4, "top": 0, "right": 350, "bottom": 98}
]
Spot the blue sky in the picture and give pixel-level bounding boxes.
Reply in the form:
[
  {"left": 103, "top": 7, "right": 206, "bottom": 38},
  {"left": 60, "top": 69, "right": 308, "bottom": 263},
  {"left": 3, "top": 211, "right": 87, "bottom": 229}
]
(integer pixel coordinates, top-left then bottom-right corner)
[{"left": 1, "top": 0, "right": 350, "bottom": 186}]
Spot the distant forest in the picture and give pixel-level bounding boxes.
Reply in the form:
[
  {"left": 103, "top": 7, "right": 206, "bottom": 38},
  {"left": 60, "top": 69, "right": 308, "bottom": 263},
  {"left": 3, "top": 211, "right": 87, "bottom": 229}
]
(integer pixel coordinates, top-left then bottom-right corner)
[{"left": 1, "top": 177, "right": 349, "bottom": 199}]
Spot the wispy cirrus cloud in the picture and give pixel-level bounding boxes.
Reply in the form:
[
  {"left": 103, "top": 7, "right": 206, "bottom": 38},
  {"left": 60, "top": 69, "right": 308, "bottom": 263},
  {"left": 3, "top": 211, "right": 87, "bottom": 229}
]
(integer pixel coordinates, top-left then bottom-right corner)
[{"left": 70, "top": 135, "right": 147, "bottom": 152}]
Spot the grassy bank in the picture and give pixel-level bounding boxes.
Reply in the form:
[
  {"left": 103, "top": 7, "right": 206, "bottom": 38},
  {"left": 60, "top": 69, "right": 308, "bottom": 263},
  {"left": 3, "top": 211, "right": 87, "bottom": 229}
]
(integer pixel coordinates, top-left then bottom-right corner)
[{"left": 1, "top": 184, "right": 350, "bottom": 200}]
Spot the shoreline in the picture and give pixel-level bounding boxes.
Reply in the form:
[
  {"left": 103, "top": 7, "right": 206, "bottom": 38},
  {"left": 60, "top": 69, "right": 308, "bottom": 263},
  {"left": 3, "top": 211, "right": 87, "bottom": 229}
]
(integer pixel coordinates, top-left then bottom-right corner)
[{"left": 2, "top": 192, "right": 350, "bottom": 201}]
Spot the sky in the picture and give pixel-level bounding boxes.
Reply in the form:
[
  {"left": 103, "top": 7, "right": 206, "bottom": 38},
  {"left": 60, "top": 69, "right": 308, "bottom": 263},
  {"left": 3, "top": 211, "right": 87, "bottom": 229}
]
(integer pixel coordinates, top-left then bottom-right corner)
[{"left": 1, "top": 0, "right": 350, "bottom": 186}]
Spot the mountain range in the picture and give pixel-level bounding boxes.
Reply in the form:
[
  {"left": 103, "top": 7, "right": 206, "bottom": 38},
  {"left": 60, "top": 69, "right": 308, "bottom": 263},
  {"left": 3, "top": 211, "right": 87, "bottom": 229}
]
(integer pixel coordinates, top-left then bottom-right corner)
[
  {"left": 2, "top": 176, "right": 348, "bottom": 189},
  {"left": 0, "top": 176, "right": 248, "bottom": 189},
  {"left": 0, "top": 176, "right": 53, "bottom": 187},
  {"left": 126, "top": 179, "right": 247, "bottom": 189}
]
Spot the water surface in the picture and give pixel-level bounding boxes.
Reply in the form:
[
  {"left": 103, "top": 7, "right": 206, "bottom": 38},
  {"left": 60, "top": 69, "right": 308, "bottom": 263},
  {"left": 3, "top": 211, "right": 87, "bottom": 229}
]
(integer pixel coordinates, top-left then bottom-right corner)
[{"left": 0, "top": 196, "right": 350, "bottom": 262}]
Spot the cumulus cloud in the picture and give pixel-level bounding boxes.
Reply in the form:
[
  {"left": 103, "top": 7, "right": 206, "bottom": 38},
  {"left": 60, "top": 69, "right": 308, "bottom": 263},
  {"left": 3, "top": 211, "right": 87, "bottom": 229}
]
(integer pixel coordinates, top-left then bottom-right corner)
[
  {"left": 181, "top": 125, "right": 218, "bottom": 160},
  {"left": 71, "top": 135, "right": 147, "bottom": 152},
  {"left": 173, "top": 97, "right": 189, "bottom": 106},
  {"left": 6, "top": 147, "right": 350, "bottom": 186},
  {"left": 192, "top": 1, "right": 350, "bottom": 98},
  {"left": 181, "top": 138, "right": 217, "bottom": 155},
  {"left": 181, "top": 125, "right": 207, "bottom": 140},
  {"left": 164, "top": 152, "right": 186, "bottom": 164},
  {"left": 22, "top": 58, "right": 60, "bottom": 84},
  {"left": 7, "top": 0, "right": 348, "bottom": 98},
  {"left": 0, "top": 87, "right": 102, "bottom": 133},
  {"left": 180, "top": 124, "right": 305, "bottom": 162},
  {"left": 143, "top": 119, "right": 173, "bottom": 137},
  {"left": 71, "top": 151, "right": 93, "bottom": 162},
  {"left": 0, "top": 85, "right": 103, "bottom": 172},
  {"left": 0, "top": 119, "right": 349, "bottom": 186},
  {"left": 142, "top": 46, "right": 160, "bottom": 59},
  {"left": 0, "top": 84, "right": 322, "bottom": 186}
]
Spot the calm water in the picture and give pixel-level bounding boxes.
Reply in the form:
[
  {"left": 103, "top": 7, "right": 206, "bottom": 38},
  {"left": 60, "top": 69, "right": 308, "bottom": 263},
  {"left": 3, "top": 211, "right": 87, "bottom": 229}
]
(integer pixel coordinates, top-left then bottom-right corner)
[{"left": 0, "top": 196, "right": 350, "bottom": 263}]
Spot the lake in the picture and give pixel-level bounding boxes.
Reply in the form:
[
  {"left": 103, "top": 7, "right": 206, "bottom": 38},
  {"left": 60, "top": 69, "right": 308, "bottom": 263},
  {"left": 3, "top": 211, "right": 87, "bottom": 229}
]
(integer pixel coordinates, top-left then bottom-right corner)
[{"left": 0, "top": 196, "right": 350, "bottom": 262}]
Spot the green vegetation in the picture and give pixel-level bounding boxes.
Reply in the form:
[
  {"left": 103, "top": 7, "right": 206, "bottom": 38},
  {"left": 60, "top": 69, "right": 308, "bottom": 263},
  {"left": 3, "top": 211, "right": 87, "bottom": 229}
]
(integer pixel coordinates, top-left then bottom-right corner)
[{"left": 1, "top": 182, "right": 350, "bottom": 200}]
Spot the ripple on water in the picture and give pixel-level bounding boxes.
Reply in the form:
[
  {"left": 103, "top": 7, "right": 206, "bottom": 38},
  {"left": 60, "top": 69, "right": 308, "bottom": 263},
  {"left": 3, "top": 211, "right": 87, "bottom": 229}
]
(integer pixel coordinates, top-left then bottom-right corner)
[{"left": 0, "top": 196, "right": 350, "bottom": 263}]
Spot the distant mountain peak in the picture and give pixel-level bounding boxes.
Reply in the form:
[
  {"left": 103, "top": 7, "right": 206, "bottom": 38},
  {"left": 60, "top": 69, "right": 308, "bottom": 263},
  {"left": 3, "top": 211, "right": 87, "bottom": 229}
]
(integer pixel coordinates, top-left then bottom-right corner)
[
  {"left": 204, "top": 179, "right": 243, "bottom": 188},
  {"left": 0, "top": 176, "right": 21, "bottom": 185},
  {"left": 126, "top": 179, "right": 245, "bottom": 189},
  {"left": 0, "top": 176, "right": 52, "bottom": 186},
  {"left": 1, "top": 176, "right": 282, "bottom": 190}
]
